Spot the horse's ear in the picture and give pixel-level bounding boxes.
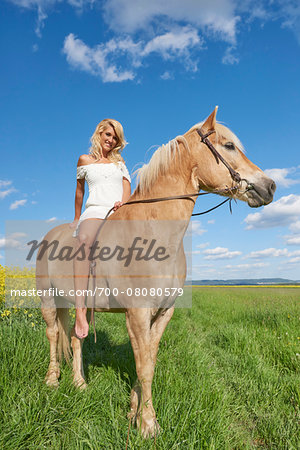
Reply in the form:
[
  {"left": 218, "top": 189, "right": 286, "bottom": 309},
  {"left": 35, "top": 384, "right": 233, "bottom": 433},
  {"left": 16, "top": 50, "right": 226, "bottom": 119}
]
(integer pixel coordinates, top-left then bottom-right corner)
[{"left": 201, "top": 106, "right": 218, "bottom": 132}]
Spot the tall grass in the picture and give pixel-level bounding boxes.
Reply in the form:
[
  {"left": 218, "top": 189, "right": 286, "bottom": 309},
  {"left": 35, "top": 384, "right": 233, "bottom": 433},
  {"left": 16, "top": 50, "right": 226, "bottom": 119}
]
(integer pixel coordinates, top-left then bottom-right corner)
[{"left": 0, "top": 286, "right": 299, "bottom": 449}]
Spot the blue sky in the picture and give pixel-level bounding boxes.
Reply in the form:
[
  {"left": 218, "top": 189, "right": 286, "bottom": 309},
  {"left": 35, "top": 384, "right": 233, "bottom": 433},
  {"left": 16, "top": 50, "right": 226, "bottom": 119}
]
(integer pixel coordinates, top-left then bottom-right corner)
[{"left": 1, "top": 0, "right": 300, "bottom": 280}]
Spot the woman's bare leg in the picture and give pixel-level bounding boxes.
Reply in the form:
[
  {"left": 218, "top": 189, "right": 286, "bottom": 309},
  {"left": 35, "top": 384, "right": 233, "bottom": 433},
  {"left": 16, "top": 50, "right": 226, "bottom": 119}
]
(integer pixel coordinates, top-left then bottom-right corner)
[{"left": 73, "top": 218, "right": 103, "bottom": 339}]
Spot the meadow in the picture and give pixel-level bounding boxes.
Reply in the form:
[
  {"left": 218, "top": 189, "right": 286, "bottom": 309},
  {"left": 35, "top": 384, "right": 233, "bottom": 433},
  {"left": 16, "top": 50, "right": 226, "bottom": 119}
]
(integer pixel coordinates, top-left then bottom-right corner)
[{"left": 0, "top": 265, "right": 299, "bottom": 449}]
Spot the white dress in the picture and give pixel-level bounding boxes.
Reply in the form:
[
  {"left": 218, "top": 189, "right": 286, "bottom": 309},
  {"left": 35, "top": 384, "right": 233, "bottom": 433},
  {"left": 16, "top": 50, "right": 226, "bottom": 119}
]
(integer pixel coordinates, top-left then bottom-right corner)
[{"left": 72, "top": 161, "right": 131, "bottom": 237}]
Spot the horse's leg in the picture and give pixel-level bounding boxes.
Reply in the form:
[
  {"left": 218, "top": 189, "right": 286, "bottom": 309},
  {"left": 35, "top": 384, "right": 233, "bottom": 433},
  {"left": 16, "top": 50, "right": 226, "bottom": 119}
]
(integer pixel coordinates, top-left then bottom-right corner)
[
  {"left": 41, "top": 307, "right": 60, "bottom": 387},
  {"left": 70, "top": 310, "right": 91, "bottom": 389},
  {"left": 128, "top": 307, "right": 174, "bottom": 423},
  {"left": 125, "top": 308, "right": 159, "bottom": 438},
  {"left": 70, "top": 328, "right": 87, "bottom": 389},
  {"left": 150, "top": 307, "right": 174, "bottom": 366},
  {"left": 128, "top": 379, "right": 142, "bottom": 423}
]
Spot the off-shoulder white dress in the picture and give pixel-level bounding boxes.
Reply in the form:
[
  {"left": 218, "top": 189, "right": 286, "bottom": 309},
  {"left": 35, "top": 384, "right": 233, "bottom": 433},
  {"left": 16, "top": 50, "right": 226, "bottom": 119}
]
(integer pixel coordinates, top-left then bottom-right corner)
[{"left": 72, "top": 161, "right": 131, "bottom": 237}]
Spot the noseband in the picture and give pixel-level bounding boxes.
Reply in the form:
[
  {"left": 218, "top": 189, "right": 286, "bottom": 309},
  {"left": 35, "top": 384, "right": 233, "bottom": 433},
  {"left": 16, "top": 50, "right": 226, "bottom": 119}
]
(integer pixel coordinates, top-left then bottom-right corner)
[{"left": 196, "top": 129, "right": 242, "bottom": 184}]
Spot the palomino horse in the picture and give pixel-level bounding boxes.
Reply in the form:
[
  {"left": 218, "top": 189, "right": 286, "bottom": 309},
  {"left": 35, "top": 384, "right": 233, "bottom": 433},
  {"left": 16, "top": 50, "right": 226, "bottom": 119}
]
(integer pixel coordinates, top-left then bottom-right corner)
[{"left": 36, "top": 107, "right": 276, "bottom": 437}]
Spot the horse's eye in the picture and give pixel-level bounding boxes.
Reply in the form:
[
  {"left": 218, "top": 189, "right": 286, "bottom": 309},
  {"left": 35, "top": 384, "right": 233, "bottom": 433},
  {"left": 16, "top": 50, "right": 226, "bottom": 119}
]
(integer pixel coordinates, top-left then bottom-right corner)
[{"left": 224, "top": 142, "right": 235, "bottom": 150}]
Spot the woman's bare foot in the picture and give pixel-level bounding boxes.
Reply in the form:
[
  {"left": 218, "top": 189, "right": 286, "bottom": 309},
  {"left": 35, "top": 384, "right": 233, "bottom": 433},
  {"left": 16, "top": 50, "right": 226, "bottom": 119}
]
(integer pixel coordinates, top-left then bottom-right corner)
[{"left": 75, "top": 307, "right": 89, "bottom": 339}]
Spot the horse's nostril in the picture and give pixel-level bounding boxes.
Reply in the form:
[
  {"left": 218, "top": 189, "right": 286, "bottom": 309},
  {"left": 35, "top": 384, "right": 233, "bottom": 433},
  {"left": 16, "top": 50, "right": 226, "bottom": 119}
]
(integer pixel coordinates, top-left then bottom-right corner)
[{"left": 269, "top": 181, "right": 276, "bottom": 195}]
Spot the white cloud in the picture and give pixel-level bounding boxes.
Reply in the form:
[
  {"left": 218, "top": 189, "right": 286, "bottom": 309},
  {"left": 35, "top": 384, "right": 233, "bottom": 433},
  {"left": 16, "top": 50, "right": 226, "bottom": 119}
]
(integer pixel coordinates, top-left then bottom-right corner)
[
  {"left": 8, "top": 0, "right": 56, "bottom": 37},
  {"left": 247, "top": 248, "right": 289, "bottom": 259},
  {"left": 0, "top": 188, "right": 16, "bottom": 199},
  {"left": 238, "top": 0, "right": 300, "bottom": 44},
  {"left": 142, "top": 27, "right": 202, "bottom": 71},
  {"left": 63, "top": 28, "right": 202, "bottom": 81},
  {"left": 264, "top": 167, "right": 299, "bottom": 188},
  {"left": 10, "top": 199, "right": 27, "bottom": 210},
  {"left": 196, "top": 242, "right": 210, "bottom": 249},
  {"left": 203, "top": 246, "right": 242, "bottom": 260},
  {"left": 283, "top": 220, "right": 300, "bottom": 246},
  {"left": 160, "top": 71, "right": 173, "bottom": 80},
  {"left": 276, "top": 0, "right": 300, "bottom": 45},
  {"left": 191, "top": 266, "right": 217, "bottom": 278},
  {"left": 248, "top": 6, "right": 270, "bottom": 21},
  {"left": 222, "top": 45, "right": 239, "bottom": 64},
  {"left": 0, "top": 180, "right": 16, "bottom": 199},
  {"left": 143, "top": 27, "right": 201, "bottom": 56},
  {"left": 285, "top": 236, "right": 300, "bottom": 245},
  {"left": 245, "top": 249, "right": 300, "bottom": 267},
  {"left": 8, "top": 0, "right": 94, "bottom": 36},
  {"left": 0, "top": 180, "right": 13, "bottom": 188},
  {"left": 245, "top": 194, "right": 300, "bottom": 229},
  {"left": 45, "top": 217, "right": 57, "bottom": 222},
  {"left": 8, "top": 232, "right": 27, "bottom": 239},
  {"left": 189, "top": 220, "right": 207, "bottom": 236},
  {"left": 0, "top": 237, "right": 22, "bottom": 249},
  {"left": 103, "top": 0, "right": 239, "bottom": 43},
  {"left": 0, "top": 232, "right": 30, "bottom": 253},
  {"left": 67, "top": 0, "right": 93, "bottom": 8},
  {"left": 187, "top": 250, "right": 202, "bottom": 255},
  {"left": 289, "top": 256, "right": 300, "bottom": 263},
  {"left": 289, "top": 221, "right": 300, "bottom": 233},
  {"left": 284, "top": 249, "right": 300, "bottom": 263},
  {"left": 63, "top": 34, "right": 136, "bottom": 82},
  {"left": 225, "top": 262, "right": 269, "bottom": 269}
]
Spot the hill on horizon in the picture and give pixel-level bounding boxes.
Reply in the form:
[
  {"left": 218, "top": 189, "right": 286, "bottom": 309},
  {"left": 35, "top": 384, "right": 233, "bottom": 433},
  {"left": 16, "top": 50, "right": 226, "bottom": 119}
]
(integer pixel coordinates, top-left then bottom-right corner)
[{"left": 189, "top": 278, "right": 300, "bottom": 286}]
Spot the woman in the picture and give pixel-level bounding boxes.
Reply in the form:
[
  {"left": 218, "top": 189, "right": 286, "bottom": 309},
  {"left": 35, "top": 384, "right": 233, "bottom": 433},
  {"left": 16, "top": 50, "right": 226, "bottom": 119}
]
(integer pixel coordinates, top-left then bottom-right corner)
[{"left": 70, "top": 119, "right": 131, "bottom": 339}]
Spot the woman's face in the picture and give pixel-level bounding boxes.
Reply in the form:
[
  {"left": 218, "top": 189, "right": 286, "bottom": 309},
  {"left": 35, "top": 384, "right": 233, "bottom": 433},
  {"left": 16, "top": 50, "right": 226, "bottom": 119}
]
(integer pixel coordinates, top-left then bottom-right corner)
[{"left": 100, "top": 125, "right": 118, "bottom": 153}]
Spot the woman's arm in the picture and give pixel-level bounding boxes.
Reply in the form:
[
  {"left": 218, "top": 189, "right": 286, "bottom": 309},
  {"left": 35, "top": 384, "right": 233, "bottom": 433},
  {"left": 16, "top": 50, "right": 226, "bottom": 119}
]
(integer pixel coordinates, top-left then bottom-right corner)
[
  {"left": 70, "top": 155, "right": 89, "bottom": 227},
  {"left": 122, "top": 178, "right": 131, "bottom": 203},
  {"left": 74, "top": 178, "right": 85, "bottom": 220},
  {"left": 113, "top": 178, "right": 131, "bottom": 211}
]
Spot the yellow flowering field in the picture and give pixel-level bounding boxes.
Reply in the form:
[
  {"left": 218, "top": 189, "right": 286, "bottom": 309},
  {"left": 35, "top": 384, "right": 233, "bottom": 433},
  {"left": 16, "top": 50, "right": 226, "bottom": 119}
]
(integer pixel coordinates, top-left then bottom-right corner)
[{"left": 0, "top": 264, "right": 76, "bottom": 325}]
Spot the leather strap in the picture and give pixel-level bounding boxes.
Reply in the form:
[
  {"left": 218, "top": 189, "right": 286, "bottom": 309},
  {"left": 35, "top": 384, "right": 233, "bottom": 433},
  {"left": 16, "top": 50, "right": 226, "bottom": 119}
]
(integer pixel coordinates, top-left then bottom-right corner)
[
  {"left": 90, "top": 260, "right": 97, "bottom": 343},
  {"left": 197, "top": 129, "right": 241, "bottom": 183}
]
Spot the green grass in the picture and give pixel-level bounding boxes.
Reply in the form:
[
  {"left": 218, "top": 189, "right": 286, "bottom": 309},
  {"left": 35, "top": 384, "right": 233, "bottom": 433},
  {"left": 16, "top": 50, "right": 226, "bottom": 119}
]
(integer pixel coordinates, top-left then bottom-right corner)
[{"left": 0, "top": 287, "right": 299, "bottom": 449}]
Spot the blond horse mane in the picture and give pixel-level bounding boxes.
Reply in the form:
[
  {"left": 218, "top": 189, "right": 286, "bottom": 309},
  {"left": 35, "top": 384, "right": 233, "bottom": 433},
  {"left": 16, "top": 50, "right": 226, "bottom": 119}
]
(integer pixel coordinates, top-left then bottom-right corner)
[
  {"left": 135, "top": 121, "right": 244, "bottom": 195},
  {"left": 135, "top": 135, "right": 190, "bottom": 195}
]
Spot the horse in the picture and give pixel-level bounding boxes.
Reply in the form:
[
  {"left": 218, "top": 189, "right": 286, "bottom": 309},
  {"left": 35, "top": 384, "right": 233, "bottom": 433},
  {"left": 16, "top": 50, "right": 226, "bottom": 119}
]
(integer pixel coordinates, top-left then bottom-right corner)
[{"left": 36, "top": 107, "right": 276, "bottom": 438}]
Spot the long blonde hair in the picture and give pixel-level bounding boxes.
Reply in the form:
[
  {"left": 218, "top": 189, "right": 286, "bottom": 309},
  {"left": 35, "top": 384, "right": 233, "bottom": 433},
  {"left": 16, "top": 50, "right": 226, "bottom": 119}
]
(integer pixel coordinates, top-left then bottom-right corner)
[{"left": 89, "top": 119, "right": 128, "bottom": 163}]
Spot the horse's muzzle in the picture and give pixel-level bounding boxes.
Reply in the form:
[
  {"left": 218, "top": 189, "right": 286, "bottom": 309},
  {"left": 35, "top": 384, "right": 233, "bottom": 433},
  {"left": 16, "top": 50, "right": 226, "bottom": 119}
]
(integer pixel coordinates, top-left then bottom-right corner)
[{"left": 246, "top": 177, "right": 276, "bottom": 208}]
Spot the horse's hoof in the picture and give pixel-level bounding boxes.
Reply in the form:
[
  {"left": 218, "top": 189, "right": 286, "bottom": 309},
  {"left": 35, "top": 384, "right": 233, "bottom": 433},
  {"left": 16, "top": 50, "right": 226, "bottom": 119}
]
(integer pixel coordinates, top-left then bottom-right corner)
[
  {"left": 127, "top": 409, "right": 137, "bottom": 423},
  {"left": 139, "top": 417, "right": 161, "bottom": 439},
  {"left": 45, "top": 369, "right": 60, "bottom": 387},
  {"left": 45, "top": 377, "right": 59, "bottom": 387},
  {"left": 73, "top": 377, "right": 87, "bottom": 390}
]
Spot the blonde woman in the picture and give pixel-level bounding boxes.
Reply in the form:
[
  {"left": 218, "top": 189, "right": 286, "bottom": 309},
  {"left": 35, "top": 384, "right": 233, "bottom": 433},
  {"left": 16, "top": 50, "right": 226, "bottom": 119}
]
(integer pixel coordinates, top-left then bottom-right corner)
[{"left": 70, "top": 119, "right": 131, "bottom": 339}]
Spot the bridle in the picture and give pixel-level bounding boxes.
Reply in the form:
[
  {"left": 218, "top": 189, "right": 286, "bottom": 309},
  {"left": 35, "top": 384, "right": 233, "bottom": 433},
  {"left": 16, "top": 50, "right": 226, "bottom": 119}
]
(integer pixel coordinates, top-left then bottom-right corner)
[
  {"left": 88, "top": 127, "right": 251, "bottom": 341},
  {"left": 196, "top": 129, "right": 242, "bottom": 184}
]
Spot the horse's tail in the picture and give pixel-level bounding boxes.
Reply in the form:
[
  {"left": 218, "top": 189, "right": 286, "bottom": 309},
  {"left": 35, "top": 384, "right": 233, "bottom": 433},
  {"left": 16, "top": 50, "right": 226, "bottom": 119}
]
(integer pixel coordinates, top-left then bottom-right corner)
[{"left": 57, "top": 308, "right": 72, "bottom": 363}]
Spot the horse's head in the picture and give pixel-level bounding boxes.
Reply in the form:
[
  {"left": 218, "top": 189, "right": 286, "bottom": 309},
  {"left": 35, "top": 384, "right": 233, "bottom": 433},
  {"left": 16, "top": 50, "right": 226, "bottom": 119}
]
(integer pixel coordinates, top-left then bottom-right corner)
[{"left": 186, "top": 107, "right": 276, "bottom": 207}]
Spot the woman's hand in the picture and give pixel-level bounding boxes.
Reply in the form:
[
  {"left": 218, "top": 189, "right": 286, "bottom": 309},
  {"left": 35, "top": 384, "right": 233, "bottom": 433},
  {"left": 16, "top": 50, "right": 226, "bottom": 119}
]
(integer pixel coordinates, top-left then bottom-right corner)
[
  {"left": 113, "top": 201, "right": 123, "bottom": 211},
  {"left": 69, "top": 219, "right": 79, "bottom": 229}
]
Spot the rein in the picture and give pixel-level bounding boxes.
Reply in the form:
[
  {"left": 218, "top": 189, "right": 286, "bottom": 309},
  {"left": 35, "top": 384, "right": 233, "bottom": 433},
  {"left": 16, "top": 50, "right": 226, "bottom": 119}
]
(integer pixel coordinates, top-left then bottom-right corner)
[
  {"left": 88, "top": 127, "right": 244, "bottom": 342},
  {"left": 104, "top": 189, "right": 235, "bottom": 218}
]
